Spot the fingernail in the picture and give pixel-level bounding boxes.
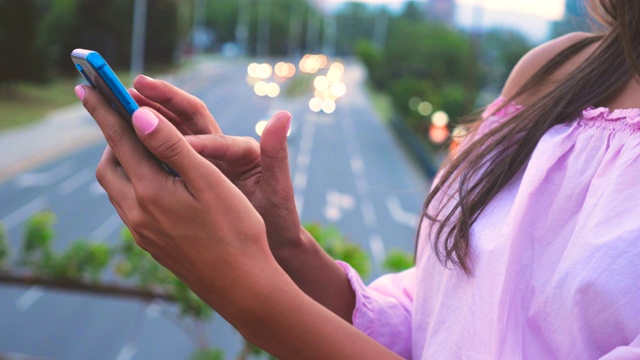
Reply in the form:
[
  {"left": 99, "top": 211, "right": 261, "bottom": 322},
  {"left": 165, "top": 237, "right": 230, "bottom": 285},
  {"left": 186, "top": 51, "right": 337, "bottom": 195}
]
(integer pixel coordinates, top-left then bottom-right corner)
[
  {"left": 281, "top": 112, "right": 292, "bottom": 134},
  {"left": 74, "top": 85, "right": 85, "bottom": 101},
  {"left": 132, "top": 108, "right": 159, "bottom": 135},
  {"left": 285, "top": 114, "right": 292, "bottom": 133}
]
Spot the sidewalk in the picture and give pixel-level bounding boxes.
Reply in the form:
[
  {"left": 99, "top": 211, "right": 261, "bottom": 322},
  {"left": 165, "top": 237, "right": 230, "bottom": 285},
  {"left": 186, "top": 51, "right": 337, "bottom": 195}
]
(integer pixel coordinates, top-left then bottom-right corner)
[
  {"left": 0, "top": 58, "right": 228, "bottom": 184},
  {"left": 0, "top": 103, "right": 103, "bottom": 183}
]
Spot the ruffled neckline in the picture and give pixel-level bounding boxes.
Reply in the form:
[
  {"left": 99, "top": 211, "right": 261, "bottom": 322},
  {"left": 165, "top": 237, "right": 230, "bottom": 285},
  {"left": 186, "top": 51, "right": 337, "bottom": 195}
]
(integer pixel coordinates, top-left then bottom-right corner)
[{"left": 581, "top": 106, "right": 640, "bottom": 124}]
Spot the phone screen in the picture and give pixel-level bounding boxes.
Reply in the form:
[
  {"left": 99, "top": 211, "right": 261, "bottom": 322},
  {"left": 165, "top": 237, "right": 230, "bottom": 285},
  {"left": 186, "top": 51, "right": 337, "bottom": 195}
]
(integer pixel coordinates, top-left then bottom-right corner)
[{"left": 71, "top": 49, "right": 139, "bottom": 121}]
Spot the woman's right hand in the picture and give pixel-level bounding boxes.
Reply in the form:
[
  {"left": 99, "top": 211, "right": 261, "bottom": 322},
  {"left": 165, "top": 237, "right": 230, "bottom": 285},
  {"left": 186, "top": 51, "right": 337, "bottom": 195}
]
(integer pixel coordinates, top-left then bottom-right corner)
[
  {"left": 130, "top": 76, "right": 358, "bottom": 323},
  {"left": 129, "top": 75, "right": 302, "bottom": 253}
]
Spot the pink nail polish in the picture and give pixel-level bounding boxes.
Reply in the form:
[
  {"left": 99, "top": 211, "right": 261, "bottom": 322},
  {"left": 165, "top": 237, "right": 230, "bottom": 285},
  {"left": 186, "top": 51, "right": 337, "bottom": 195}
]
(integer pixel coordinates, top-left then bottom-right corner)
[
  {"left": 74, "top": 85, "right": 85, "bottom": 100},
  {"left": 132, "top": 108, "right": 159, "bottom": 135}
]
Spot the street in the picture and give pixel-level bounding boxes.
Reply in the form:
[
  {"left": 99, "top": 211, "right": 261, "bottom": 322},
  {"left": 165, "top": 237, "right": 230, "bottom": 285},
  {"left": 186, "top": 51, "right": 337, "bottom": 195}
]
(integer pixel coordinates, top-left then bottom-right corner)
[{"left": 0, "top": 58, "right": 429, "bottom": 359}]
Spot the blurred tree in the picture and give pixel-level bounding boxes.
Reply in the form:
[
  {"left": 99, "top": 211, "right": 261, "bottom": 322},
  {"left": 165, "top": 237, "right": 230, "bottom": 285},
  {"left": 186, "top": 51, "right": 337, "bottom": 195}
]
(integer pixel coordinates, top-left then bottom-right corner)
[
  {"left": 0, "top": 0, "right": 48, "bottom": 86},
  {"left": 478, "top": 28, "right": 532, "bottom": 95},
  {"left": 358, "top": 12, "right": 472, "bottom": 132},
  {"left": 334, "top": 2, "right": 376, "bottom": 56},
  {"left": 35, "top": 0, "right": 79, "bottom": 74},
  {"left": 354, "top": 2, "right": 531, "bottom": 151},
  {"left": 202, "top": 0, "right": 319, "bottom": 57},
  {"left": 399, "top": 1, "right": 425, "bottom": 22},
  {"left": 0, "top": 211, "right": 376, "bottom": 359},
  {"left": 0, "top": 223, "right": 8, "bottom": 269},
  {"left": 35, "top": 0, "right": 178, "bottom": 76},
  {"left": 383, "top": 249, "right": 414, "bottom": 273}
]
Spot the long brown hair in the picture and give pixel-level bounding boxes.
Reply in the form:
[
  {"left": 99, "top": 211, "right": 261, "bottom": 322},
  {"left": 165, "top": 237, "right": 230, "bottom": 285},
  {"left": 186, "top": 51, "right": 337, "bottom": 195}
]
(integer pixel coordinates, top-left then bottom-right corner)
[{"left": 422, "top": 0, "right": 640, "bottom": 275}]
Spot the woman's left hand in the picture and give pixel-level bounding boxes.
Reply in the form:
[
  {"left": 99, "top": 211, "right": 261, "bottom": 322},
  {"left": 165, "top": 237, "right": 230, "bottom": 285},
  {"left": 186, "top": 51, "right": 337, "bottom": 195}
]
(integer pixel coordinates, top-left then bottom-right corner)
[{"left": 76, "top": 84, "right": 273, "bottom": 299}]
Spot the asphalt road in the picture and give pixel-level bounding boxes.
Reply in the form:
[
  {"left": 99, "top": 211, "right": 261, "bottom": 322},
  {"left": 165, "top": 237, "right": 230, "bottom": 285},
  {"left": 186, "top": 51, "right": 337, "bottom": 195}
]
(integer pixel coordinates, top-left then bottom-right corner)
[{"left": 0, "top": 58, "right": 429, "bottom": 359}]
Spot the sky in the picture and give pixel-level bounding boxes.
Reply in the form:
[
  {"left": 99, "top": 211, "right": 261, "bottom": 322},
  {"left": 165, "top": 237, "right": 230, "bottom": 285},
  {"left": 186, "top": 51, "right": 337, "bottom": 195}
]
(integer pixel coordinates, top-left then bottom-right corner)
[
  {"left": 456, "top": 0, "right": 565, "bottom": 20},
  {"left": 323, "top": 0, "right": 566, "bottom": 20}
]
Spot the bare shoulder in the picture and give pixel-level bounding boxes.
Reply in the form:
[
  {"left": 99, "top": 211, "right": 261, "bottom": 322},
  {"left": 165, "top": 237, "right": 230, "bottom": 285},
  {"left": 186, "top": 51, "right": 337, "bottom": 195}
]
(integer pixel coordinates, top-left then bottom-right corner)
[{"left": 501, "top": 32, "right": 594, "bottom": 103}]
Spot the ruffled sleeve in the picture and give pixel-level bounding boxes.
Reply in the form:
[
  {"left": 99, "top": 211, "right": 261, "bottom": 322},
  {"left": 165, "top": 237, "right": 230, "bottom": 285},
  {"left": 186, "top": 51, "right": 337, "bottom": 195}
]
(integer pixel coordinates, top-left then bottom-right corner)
[
  {"left": 336, "top": 261, "right": 416, "bottom": 358},
  {"left": 599, "top": 334, "right": 640, "bottom": 359}
]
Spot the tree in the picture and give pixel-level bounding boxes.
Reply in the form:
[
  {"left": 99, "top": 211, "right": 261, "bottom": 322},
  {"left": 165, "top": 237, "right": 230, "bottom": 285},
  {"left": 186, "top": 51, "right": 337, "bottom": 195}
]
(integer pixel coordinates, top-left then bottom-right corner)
[
  {"left": 0, "top": 211, "right": 402, "bottom": 359},
  {"left": 0, "top": 0, "right": 48, "bottom": 86},
  {"left": 478, "top": 28, "right": 532, "bottom": 94}
]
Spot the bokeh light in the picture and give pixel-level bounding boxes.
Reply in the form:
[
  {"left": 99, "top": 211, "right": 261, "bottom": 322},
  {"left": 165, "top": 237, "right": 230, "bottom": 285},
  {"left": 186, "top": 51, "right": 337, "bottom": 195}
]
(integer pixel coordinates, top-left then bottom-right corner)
[
  {"left": 429, "top": 125, "right": 450, "bottom": 144},
  {"left": 418, "top": 101, "right": 433, "bottom": 116},
  {"left": 431, "top": 110, "right": 449, "bottom": 127},
  {"left": 321, "top": 99, "right": 336, "bottom": 114},
  {"left": 255, "top": 120, "right": 268, "bottom": 136},
  {"left": 266, "top": 82, "right": 280, "bottom": 98},
  {"left": 309, "top": 97, "right": 323, "bottom": 112}
]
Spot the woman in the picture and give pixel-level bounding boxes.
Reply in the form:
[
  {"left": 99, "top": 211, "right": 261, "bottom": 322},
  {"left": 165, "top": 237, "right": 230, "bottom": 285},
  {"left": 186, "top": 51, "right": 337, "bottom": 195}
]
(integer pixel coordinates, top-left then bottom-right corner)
[{"left": 75, "top": 0, "right": 639, "bottom": 358}]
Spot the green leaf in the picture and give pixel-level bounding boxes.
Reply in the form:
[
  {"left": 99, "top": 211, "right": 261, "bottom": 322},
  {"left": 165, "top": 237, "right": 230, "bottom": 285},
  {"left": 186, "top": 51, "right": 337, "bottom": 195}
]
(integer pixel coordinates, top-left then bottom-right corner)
[
  {"left": 383, "top": 249, "right": 414, "bottom": 273},
  {"left": 21, "top": 211, "right": 56, "bottom": 267},
  {"left": 0, "top": 222, "right": 9, "bottom": 268},
  {"left": 171, "top": 277, "right": 212, "bottom": 320},
  {"left": 189, "top": 348, "right": 225, "bottom": 360},
  {"left": 55, "top": 240, "right": 111, "bottom": 281},
  {"left": 303, "top": 222, "right": 371, "bottom": 278}
]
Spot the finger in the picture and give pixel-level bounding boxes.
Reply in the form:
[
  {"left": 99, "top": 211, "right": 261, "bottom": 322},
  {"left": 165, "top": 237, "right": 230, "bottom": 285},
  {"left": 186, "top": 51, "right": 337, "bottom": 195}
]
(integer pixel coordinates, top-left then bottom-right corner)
[
  {"left": 186, "top": 134, "right": 260, "bottom": 163},
  {"left": 77, "top": 85, "right": 156, "bottom": 179},
  {"left": 95, "top": 146, "right": 138, "bottom": 222},
  {"left": 129, "top": 88, "right": 194, "bottom": 135},
  {"left": 259, "top": 111, "right": 294, "bottom": 195},
  {"left": 131, "top": 107, "right": 223, "bottom": 192},
  {"left": 133, "top": 75, "right": 221, "bottom": 135}
]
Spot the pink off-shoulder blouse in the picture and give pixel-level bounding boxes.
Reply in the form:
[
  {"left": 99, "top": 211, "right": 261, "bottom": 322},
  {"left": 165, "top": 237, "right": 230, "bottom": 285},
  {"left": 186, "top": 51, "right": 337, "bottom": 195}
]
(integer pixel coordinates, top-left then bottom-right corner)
[{"left": 339, "top": 97, "right": 640, "bottom": 359}]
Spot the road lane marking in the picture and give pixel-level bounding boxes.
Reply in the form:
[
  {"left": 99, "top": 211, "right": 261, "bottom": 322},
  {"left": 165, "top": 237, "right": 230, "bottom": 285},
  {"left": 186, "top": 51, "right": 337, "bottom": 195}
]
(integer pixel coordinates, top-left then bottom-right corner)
[
  {"left": 15, "top": 286, "right": 45, "bottom": 311},
  {"left": 90, "top": 212, "right": 123, "bottom": 241},
  {"left": 145, "top": 300, "right": 163, "bottom": 319},
  {"left": 323, "top": 190, "right": 355, "bottom": 222},
  {"left": 368, "top": 234, "right": 386, "bottom": 271},
  {"left": 89, "top": 181, "right": 107, "bottom": 196},
  {"left": 114, "top": 344, "right": 137, "bottom": 360},
  {"left": 361, "top": 200, "right": 377, "bottom": 228},
  {"left": 340, "top": 107, "right": 378, "bottom": 230},
  {"left": 14, "top": 161, "right": 75, "bottom": 188},
  {"left": 1, "top": 196, "right": 48, "bottom": 231},
  {"left": 58, "top": 167, "right": 95, "bottom": 195},
  {"left": 386, "top": 195, "right": 420, "bottom": 228}
]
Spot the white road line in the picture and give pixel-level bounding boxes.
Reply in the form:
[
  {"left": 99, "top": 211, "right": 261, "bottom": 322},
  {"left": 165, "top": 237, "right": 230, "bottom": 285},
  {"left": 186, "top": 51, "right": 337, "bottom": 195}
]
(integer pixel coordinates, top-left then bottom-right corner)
[
  {"left": 361, "top": 200, "right": 377, "bottom": 228},
  {"left": 368, "top": 234, "right": 386, "bottom": 270},
  {"left": 89, "top": 212, "right": 123, "bottom": 241},
  {"left": 1, "top": 196, "right": 48, "bottom": 231},
  {"left": 58, "top": 167, "right": 95, "bottom": 195},
  {"left": 15, "top": 286, "right": 45, "bottom": 312},
  {"left": 340, "top": 107, "right": 378, "bottom": 230},
  {"left": 14, "top": 161, "right": 75, "bottom": 188},
  {"left": 89, "top": 181, "right": 107, "bottom": 196},
  {"left": 386, "top": 195, "right": 420, "bottom": 228},
  {"left": 145, "top": 300, "right": 163, "bottom": 319},
  {"left": 114, "top": 344, "right": 137, "bottom": 360}
]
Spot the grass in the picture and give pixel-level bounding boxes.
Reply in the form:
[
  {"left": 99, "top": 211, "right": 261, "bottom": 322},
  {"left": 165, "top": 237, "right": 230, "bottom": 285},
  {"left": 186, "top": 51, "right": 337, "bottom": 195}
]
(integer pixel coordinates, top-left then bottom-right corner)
[
  {"left": 365, "top": 83, "right": 394, "bottom": 122},
  {"left": 0, "top": 68, "right": 150, "bottom": 133},
  {"left": 0, "top": 78, "right": 80, "bottom": 131}
]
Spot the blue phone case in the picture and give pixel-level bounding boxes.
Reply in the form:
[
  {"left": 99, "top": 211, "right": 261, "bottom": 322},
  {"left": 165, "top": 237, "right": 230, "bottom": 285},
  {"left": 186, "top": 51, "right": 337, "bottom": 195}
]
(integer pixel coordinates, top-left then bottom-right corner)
[{"left": 71, "top": 48, "right": 139, "bottom": 121}]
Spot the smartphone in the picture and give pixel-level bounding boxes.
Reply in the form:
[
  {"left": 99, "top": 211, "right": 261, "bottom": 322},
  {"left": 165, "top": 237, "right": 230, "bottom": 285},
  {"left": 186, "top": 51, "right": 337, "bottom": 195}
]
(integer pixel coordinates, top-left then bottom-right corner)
[
  {"left": 71, "top": 48, "right": 179, "bottom": 176},
  {"left": 71, "top": 49, "right": 138, "bottom": 121}
]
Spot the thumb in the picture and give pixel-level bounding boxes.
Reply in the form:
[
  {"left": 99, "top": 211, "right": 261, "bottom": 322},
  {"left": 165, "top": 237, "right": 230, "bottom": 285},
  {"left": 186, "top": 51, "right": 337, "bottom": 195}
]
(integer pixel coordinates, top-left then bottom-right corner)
[
  {"left": 260, "top": 111, "right": 294, "bottom": 191},
  {"left": 132, "top": 107, "right": 214, "bottom": 187}
]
